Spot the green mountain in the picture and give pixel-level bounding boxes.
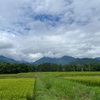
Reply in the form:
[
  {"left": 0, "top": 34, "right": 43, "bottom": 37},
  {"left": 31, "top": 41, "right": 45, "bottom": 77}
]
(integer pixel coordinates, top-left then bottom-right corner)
[
  {"left": 57, "top": 56, "right": 75, "bottom": 64},
  {"left": 0, "top": 55, "right": 100, "bottom": 65},
  {"left": 0, "top": 55, "right": 17, "bottom": 63},
  {"left": 71, "top": 58, "right": 100, "bottom": 64},
  {"left": 34, "top": 56, "right": 100, "bottom": 65},
  {"left": 34, "top": 57, "right": 58, "bottom": 65},
  {"left": 34, "top": 56, "right": 76, "bottom": 65},
  {"left": 95, "top": 57, "right": 100, "bottom": 61}
]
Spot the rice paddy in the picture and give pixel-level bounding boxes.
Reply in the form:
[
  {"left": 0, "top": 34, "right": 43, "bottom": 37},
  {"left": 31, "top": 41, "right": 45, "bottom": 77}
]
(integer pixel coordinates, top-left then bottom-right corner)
[
  {"left": 0, "top": 78, "right": 35, "bottom": 100},
  {"left": 0, "top": 72, "right": 100, "bottom": 100}
]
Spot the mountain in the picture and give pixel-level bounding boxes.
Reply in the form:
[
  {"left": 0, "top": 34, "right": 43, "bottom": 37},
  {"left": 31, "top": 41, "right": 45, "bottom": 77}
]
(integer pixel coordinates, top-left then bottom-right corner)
[
  {"left": 0, "top": 55, "right": 100, "bottom": 65},
  {"left": 34, "top": 57, "right": 58, "bottom": 65},
  {"left": 71, "top": 58, "right": 100, "bottom": 64},
  {"left": 95, "top": 57, "right": 100, "bottom": 61},
  {"left": 34, "top": 56, "right": 76, "bottom": 65},
  {"left": 34, "top": 56, "right": 100, "bottom": 65},
  {"left": 0, "top": 55, "right": 17, "bottom": 63},
  {"left": 58, "top": 56, "right": 75, "bottom": 64}
]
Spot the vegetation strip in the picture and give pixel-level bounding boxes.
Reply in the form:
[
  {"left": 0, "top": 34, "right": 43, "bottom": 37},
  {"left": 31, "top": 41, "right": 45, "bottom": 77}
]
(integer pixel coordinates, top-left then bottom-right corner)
[
  {"left": 63, "top": 76, "right": 100, "bottom": 87},
  {"left": 0, "top": 62, "right": 100, "bottom": 75},
  {"left": 0, "top": 78, "right": 35, "bottom": 100},
  {"left": 34, "top": 72, "right": 100, "bottom": 100},
  {"left": 0, "top": 72, "right": 100, "bottom": 100}
]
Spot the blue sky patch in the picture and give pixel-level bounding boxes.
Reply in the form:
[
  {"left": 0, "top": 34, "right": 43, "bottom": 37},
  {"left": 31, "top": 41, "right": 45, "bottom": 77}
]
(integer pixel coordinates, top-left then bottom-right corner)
[{"left": 33, "top": 14, "right": 60, "bottom": 22}]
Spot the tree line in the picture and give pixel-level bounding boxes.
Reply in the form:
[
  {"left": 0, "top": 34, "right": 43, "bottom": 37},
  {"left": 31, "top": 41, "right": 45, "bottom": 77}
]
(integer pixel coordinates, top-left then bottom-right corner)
[{"left": 0, "top": 62, "right": 100, "bottom": 74}]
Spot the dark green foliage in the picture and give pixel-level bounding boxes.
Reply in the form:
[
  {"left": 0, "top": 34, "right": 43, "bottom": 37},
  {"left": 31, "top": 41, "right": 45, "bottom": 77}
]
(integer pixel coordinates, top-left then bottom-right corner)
[
  {"left": 37, "top": 63, "right": 62, "bottom": 72},
  {"left": 0, "top": 62, "right": 100, "bottom": 74},
  {"left": 37, "top": 62, "right": 100, "bottom": 72},
  {"left": 0, "top": 62, "right": 36, "bottom": 74}
]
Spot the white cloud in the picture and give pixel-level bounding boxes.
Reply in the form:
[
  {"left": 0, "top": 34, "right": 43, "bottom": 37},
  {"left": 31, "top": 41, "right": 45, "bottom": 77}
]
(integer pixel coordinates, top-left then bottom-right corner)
[{"left": 0, "top": 0, "right": 100, "bottom": 61}]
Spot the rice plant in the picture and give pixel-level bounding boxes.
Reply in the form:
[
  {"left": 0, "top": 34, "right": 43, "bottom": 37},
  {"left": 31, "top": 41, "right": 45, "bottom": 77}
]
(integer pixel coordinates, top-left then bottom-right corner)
[{"left": 0, "top": 78, "right": 35, "bottom": 100}]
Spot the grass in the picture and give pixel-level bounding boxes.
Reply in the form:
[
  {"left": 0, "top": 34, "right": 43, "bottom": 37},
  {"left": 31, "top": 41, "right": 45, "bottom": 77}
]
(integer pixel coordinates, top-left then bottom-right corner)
[
  {"left": 0, "top": 78, "right": 35, "bottom": 100},
  {"left": 34, "top": 72, "right": 100, "bottom": 100},
  {"left": 0, "top": 72, "right": 37, "bottom": 79},
  {"left": 42, "top": 72, "right": 100, "bottom": 77},
  {"left": 63, "top": 76, "right": 100, "bottom": 87},
  {"left": 0, "top": 72, "right": 100, "bottom": 100}
]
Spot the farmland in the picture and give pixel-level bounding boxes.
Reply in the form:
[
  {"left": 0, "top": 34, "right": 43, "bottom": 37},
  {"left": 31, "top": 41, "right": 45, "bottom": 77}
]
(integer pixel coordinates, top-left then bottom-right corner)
[
  {"left": 0, "top": 72, "right": 100, "bottom": 100},
  {"left": 0, "top": 78, "right": 35, "bottom": 100}
]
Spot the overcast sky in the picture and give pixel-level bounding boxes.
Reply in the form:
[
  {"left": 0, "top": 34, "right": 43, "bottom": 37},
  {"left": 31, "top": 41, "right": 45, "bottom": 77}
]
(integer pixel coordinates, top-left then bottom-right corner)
[{"left": 0, "top": 0, "right": 100, "bottom": 62}]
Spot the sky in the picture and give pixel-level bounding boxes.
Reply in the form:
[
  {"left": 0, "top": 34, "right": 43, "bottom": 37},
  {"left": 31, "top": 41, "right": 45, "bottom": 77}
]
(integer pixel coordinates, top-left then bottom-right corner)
[{"left": 0, "top": 0, "right": 100, "bottom": 62}]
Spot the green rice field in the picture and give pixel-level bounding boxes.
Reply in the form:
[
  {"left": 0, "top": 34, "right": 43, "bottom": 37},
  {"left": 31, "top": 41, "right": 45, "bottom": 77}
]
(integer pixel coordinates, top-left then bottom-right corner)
[
  {"left": 0, "top": 72, "right": 100, "bottom": 100},
  {"left": 0, "top": 78, "right": 35, "bottom": 100}
]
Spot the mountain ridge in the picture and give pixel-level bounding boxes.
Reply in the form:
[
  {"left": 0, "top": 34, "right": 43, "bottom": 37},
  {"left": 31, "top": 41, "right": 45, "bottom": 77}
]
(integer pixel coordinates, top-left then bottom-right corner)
[
  {"left": 0, "top": 55, "right": 17, "bottom": 63},
  {"left": 0, "top": 55, "right": 100, "bottom": 65},
  {"left": 34, "top": 56, "right": 100, "bottom": 65}
]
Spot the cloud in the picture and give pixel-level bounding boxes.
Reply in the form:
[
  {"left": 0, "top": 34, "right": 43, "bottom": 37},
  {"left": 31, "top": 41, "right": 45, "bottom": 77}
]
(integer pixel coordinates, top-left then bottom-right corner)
[{"left": 0, "top": 0, "right": 100, "bottom": 61}]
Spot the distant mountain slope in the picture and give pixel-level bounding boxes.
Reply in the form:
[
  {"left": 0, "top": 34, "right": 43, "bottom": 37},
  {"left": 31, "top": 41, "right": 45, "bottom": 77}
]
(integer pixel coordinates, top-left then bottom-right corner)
[
  {"left": 0, "top": 55, "right": 17, "bottom": 63},
  {"left": 71, "top": 58, "right": 100, "bottom": 64},
  {"left": 58, "top": 56, "right": 75, "bottom": 64},
  {"left": 0, "top": 55, "right": 100, "bottom": 65},
  {"left": 95, "top": 57, "right": 100, "bottom": 61},
  {"left": 33, "top": 57, "right": 58, "bottom": 65},
  {"left": 34, "top": 56, "right": 100, "bottom": 65},
  {"left": 34, "top": 56, "right": 76, "bottom": 65}
]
